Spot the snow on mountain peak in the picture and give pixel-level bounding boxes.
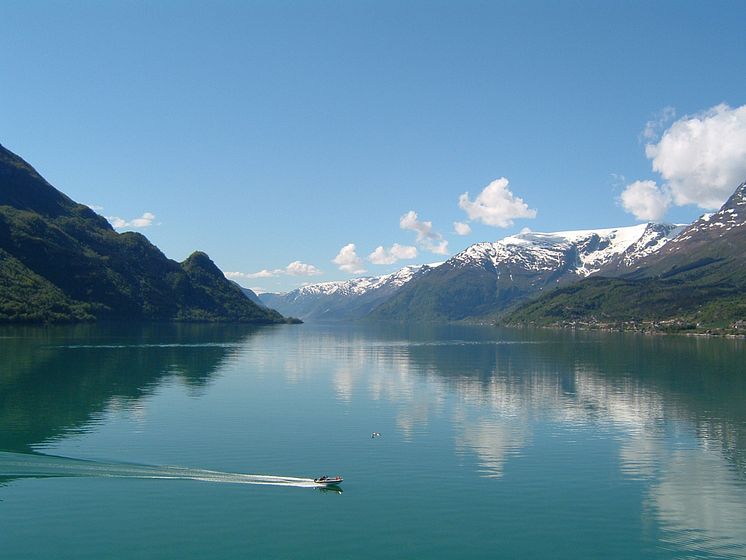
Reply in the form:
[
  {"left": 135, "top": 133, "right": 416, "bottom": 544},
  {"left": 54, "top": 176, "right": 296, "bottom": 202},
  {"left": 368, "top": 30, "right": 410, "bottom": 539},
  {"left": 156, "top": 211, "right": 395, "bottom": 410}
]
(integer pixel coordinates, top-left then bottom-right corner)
[
  {"left": 668, "top": 180, "right": 746, "bottom": 245},
  {"left": 290, "top": 264, "right": 431, "bottom": 298},
  {"left": 451, "top": 223, "right": 680, "bottom": 276}
]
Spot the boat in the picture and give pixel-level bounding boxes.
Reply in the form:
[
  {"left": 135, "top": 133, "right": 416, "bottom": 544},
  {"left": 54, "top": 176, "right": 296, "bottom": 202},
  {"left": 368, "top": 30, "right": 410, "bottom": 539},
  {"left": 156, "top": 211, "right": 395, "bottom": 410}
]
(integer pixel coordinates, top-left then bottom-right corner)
[{"left": 313, "top": 475, "right": 343, "bottom": 486}]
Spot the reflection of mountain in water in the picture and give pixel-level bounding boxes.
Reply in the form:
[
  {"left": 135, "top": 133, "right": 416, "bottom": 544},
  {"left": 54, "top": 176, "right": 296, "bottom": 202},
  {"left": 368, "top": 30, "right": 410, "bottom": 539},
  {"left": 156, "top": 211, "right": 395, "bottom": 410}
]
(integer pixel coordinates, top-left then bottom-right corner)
[
  {"left": 295, "top": 325, "right": 746, "bottom": 557},
  {"left": 377, "top": 328, "right": 746, "bottom": 476},
  {"left": 0, "top": 323, "right": 264, "bottom": 452}
]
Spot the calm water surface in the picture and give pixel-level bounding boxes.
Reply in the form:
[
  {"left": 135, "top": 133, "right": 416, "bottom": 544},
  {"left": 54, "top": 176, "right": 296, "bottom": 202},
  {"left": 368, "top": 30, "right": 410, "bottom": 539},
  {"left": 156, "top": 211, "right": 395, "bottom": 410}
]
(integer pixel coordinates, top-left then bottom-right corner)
[{"left": 1, "top": 323, "right": 745, "bottom": 559}]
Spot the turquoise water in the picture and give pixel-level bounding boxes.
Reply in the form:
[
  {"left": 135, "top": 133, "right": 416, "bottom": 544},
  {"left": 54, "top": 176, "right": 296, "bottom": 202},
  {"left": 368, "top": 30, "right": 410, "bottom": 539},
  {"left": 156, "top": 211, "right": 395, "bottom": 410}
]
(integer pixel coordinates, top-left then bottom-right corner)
[{"left": 1, "top": 323, "right": 745, "bottom": 559}]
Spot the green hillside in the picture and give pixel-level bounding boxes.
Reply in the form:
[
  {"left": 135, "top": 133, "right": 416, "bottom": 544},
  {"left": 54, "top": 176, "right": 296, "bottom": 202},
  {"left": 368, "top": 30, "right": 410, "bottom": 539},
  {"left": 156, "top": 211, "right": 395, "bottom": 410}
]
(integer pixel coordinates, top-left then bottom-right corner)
[{"left": 0, "top": 143, "right": 295, "bottom": 324}]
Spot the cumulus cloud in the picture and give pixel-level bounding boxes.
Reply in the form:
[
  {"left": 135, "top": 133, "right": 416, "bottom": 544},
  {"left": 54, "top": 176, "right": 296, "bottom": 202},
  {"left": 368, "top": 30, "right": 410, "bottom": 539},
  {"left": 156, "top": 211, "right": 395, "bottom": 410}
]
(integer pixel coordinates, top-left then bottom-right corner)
[
  {"left": 622, "top": 103, "right": 746, "bottom": 220},
  {"left": 333, "top": 243, "right": 366, "bottom": 274},
  {"left": 368, "top": 243, "right": 418, "bottom": 265},
  {"left": 458, "top": 178, "right": 537, "bottom": 228},
  {"left": 400, "top": 211, "right": 449, "bottom": 255},
  {"left": 647, "top": 103, "right": 746, "bottom": 208},
  {"left": 225, "top": 261, "right": 322, "bottom": 281},
  {"left": 619, "top": 180, "right": 672, "bottom": 221},
  {"left": 107, "top": 212, "right": 156, "bottom": 229},
  {"left": 453, "top": 221, "right": 471, "bottom": 236},
  {"left": 285, "top": 261, "right": 322, "bottom": 276}
]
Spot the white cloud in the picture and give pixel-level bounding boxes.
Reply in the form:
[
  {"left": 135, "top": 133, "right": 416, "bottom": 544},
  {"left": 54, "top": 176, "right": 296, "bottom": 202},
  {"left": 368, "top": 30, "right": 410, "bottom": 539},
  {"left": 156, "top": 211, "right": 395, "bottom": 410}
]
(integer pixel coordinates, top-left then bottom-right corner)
[
  {"left": 368, "top": 243, "right": 418, "bottom": 265},
  {"left": 225, "top": 270, "right": 276, "bottom": 280},
  {"left": 458, "top": 178, "right": 537, "bottom": 228},
  {"left": 619, "top": 180, "right": 672, "bottom": 221},
  {"left": 107, "top": 216, "right": 127, "bottom": 228},
  {"left": 400, "top": 211, "right": 449, "bottom": 255},
  {"left": 86, "top": 203, "right": 105, "bottom": 212},
  {"left": 645, "top": 103, "right": 746, "bottom": 209},
  {"left": 225, "top": 260, "right": 322, "bottom": 281},
  {"left": 285, "top": 261, "right": 322, "bottom": 276},
  {"left": 107, "top": 212, "right": 156, "bottom": 229},
  {"left": 453, "top": 221, "right": 471, "bottom": 236},
  {"left": 622, "top": 103, "right": 746, "bottom": 220},
  {"left": 642, "top": 106, "right": 676, "bottom": 141},
  {"left": 333, "top": 243, "right": 366, "bottom": 274}
]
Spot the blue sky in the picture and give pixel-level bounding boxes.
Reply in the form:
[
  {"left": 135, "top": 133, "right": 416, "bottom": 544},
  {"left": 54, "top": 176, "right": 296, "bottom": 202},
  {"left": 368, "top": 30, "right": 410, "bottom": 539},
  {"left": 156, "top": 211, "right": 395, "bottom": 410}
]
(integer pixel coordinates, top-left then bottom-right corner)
[{"left": 2, "top": 1, "right": 745, "bottom": 293}]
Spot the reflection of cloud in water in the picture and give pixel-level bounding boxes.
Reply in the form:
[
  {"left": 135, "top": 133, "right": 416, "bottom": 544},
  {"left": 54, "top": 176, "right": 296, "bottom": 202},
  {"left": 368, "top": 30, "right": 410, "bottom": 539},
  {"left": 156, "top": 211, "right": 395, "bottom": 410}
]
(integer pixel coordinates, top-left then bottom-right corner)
[
  {"left": 371, "top": 365, "right": 446, "bottom": 441},
  {"left": 455, "top": 416, "right": 527, "bottom": 478},
  {"left": 558, "top": 366, "right": 666, "bottom": 428},
  {"left": 242, "top": 325, "right": 746, "bottom": 550},
  {"left": 563, "top": 367, "right": 746, "bottom": 557},
  {"left": 108, "top": 397, "right": 149, "bottom": 429},
  {"left": 396, "top": 403, "right": 431, "bottom": 441},
  {"left": 333, "top": 367, "right": 354, "bottom": 402},
  {"left": 449, "top": 376, "right": 532, "bottom": 478},
  {"left": 618, "top": 433, "right": 662, "bottom": 480},
  {"left": 650, "top": 449, "right": 746, "bottom": 558}
]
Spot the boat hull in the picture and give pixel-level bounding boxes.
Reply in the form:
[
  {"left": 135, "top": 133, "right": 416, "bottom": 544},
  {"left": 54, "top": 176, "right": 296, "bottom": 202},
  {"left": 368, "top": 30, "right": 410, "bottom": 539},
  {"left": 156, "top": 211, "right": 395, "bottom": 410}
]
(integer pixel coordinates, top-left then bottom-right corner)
[{"left": 314, "top": 477, "right": 343, "bottom": 486}]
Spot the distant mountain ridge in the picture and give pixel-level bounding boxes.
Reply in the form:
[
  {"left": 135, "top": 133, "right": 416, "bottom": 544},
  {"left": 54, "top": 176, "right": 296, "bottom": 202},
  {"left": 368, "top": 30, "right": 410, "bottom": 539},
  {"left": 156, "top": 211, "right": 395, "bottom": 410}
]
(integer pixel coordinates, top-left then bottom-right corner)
[
  {"left": 260, "top": 222, "right": 683, "bottom": 322},
  {"left": 260, "top": 264, "right": 437, "bottom": 321},
  {"left": 260, "top": 180, "right": 745, "bottom": 329},
  {"left": 368, "top": 222, "right": 683, "bottom": 322},
  {"left": 0, "top": 143, "right": 296, "bottom": 324}
]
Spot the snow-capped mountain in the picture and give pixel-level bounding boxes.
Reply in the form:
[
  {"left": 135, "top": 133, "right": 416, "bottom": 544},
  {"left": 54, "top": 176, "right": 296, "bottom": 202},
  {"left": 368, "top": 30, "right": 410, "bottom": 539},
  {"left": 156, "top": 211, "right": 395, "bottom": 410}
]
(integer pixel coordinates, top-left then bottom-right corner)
[
  {"left": 263, "top": 181, "right": 746, "bottom": 327},
  {"left": 369, "top": 222, "right": 683, "bottom": 322},
  {"left": 263, "top": 222, "right": 684, "bottom": 323},
  {"left": 658, "top": 180, "right": 745, "bottom": 252},
  {"left": 504, "top": 180, "right": 746, "bottom": 328},
  {"left": 259, "top": 264, "right": 439, "bottom": 321},
  {"left": 452, "top": 223, "right": 683, "bottom": 277},
  {"left": 285, "top": 265, "right": 429, "bottom": 298},
  {"left": 626, "top": 180, "right": 746, "bottom": 277}
]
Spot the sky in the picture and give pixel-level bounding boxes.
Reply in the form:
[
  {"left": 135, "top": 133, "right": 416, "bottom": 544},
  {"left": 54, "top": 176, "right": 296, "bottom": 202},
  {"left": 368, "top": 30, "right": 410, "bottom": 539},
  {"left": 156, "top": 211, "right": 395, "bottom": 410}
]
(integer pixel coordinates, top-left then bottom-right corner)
[{"left": 2, "top": 1, "right": 745, "bottom": 293}]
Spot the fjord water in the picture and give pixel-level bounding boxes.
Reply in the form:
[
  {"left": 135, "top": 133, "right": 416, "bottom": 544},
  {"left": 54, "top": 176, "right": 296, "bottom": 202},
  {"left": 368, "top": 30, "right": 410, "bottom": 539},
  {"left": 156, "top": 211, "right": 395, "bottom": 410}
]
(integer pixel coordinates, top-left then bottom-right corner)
[{"left": 1, "top": 324, "right": 745, "bottom": 559}]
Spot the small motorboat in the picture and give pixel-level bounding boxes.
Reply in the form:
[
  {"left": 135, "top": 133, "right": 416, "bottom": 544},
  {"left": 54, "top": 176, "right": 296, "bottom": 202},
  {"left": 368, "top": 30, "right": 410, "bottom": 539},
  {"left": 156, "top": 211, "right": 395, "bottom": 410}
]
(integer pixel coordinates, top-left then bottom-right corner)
[{"left": 313, "top": 475, "right": 343, "bottom": 486}]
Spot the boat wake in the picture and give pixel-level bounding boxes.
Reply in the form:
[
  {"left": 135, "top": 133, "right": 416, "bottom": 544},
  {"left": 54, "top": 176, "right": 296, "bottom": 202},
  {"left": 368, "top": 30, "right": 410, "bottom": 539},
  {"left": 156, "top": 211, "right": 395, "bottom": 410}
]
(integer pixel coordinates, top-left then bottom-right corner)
[{"left": 0, "top": 451, "right": 319, "bottom": 488}]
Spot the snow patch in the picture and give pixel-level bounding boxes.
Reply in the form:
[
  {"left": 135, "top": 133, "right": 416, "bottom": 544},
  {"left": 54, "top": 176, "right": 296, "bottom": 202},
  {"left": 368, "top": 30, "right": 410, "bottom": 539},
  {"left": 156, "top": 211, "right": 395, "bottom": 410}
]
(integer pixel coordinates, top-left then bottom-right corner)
[{"left": 451, "top": 223, "right": 677, "bottom": 277}]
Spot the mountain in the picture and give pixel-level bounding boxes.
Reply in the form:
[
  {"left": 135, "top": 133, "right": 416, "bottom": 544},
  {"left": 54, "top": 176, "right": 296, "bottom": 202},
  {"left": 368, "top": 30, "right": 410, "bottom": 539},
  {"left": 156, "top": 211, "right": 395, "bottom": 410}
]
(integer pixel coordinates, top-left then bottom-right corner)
[
  {"left": 0, "top": 143, "right": 296, "bottom": 324},
  {"left": 369, "top": 223, "right": 682, "bottom": 322},
  {"left": 260, "top": 264, "right": 437, "bottom": 321},
  {"left": 629, "top": 181, "right": 746, "bottom": 276},
  {"left": 232, "top": 282, "right": 267, "bottom": 308},
  {"left": 504, "top": 180, "right": 746, "bottom": 329}
]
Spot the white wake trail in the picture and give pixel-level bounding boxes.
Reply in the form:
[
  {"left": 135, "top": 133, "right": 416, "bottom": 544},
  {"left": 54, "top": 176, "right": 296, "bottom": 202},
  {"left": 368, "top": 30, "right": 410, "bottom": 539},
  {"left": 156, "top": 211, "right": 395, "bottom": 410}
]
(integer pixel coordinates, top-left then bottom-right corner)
[{"left": 0, "top": 452, "right": 318, "bottom": 488}]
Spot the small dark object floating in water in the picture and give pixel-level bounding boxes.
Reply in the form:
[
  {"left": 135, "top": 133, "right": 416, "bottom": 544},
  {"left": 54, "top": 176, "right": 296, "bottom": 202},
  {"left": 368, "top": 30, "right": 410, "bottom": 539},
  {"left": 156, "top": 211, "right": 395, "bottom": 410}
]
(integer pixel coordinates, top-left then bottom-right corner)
[
  {"left": 314, "top": 475, "right": 343, "bottom": 486},
  {"left": 371, "top": 432, "right": 381, "bottom": 438}
]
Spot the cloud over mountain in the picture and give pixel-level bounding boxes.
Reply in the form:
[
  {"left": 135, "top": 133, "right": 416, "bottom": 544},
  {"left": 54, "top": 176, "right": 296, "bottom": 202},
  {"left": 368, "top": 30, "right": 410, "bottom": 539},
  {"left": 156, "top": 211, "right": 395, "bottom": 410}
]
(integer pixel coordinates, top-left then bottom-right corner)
[
  {"left": 226, "top": 260, "right": 322, "bottom": 280},
  {"left": 622, "top": 103, "right": 746, "bottom": 220},
  {"left": 454, "top": 221, "right": 471, "bottom": 235},
  {"left": 458, "top": 178, "right": 537, "bottom": 228},
  {"left": 333, "top": 243, "right": 366, "bottom": 274},
  {"left": 619, "top": 180, "right": 672, "bottom": 221},
  {"left": 368, "top": 243, "right": 418, "bottom": 265},
  {"left": 107, "top": 212, "right": 156, "bottom": 229},
  {"left": 400, "top": 210, "right": 448, "bottom": 255}
]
